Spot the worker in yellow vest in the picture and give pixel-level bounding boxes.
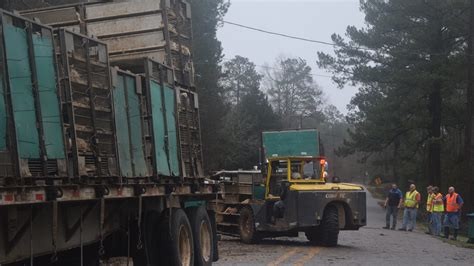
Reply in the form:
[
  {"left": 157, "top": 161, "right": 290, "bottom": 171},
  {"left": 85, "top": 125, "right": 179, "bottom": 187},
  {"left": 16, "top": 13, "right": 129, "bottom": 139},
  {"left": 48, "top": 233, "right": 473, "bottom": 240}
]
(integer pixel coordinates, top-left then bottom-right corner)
[
  {"left": 398, "top": 184, "right": 421, "bottom": 231},
  {"left": 431, "top": 186, "right": 444, "bottom": 236},
  {"left": 425, "top": 186, "right": 434, "bottom": 234},
  {"left": 443, "top": 187, "right": 464, "bottom": 240}
]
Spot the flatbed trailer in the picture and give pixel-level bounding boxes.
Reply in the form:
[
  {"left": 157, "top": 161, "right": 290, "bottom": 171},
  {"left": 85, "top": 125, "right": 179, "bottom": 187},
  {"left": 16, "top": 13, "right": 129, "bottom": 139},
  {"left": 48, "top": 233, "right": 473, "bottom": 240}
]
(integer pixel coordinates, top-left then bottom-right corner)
[
  {"left": 0, "top": 182, "right": 218, "bottom": 265},
  {"left": 0, "top": 1, "right": 218, "bottom": 265}
]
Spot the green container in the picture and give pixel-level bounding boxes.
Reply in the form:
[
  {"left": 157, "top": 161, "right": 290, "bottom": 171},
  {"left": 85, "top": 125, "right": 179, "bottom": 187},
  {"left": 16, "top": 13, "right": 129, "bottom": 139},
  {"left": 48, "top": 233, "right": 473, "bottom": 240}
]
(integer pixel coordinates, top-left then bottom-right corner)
[
  {"left": 468, "top": 213, "right": 474, "bottom": 243},
  {"left": 262, "top": 129, "right": 320, "bottom": 159},
  {"left": 149, "top": 80, "right": 180, "bottom": 177},
  {"left": 112, "top": 69, "right": 148, "bottom": 177}
]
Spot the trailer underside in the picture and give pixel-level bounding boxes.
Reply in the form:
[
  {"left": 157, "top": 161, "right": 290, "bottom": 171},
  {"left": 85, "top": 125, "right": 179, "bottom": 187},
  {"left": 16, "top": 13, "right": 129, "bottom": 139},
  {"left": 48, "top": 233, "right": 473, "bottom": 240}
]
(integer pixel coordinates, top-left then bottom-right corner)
[{"left": 0, "top": 183, "right": 218, "bottom": 264}]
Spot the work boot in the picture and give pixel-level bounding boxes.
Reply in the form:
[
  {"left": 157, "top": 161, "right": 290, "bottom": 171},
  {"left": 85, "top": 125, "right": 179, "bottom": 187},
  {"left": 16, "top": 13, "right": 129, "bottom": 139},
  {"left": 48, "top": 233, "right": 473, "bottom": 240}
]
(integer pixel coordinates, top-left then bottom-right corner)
[
  {"left": 398, "top": 227, "right": 406, "bottom": 231},
  {"left": 452, "top": 229, "right": 458, "bottom": 241},
  {"left": 444, "top": 227, "right": 450, "bottom": 239},
  {"left": 383, "top": 226, "right": 390, "bottom": 229}
]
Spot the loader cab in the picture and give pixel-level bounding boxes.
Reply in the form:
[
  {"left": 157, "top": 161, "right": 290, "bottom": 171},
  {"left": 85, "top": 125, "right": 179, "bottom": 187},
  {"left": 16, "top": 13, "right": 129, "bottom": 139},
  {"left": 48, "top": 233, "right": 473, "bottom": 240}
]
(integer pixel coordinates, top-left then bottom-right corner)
[
  {"left": 263, "top": 156, "right": 328, "bottom": 224},
  {"left": 265, "top": 156, "right": 327, "bottom": 200}
]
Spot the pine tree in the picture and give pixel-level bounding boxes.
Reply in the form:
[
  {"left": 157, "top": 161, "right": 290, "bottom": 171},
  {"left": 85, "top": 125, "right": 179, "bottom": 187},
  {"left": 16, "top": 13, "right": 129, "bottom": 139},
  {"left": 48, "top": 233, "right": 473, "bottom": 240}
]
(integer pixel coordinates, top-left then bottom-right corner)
[
  {"left": 264, "top": 57, "right": 324, "bottom": 128},
  {"left": 318, "top": 0, "right": 469, "bottom": 190},
  {"left": 219, "top": 56, "right": 280, "bottom": 169},
  {"left": 190, "top": 0, "right": 230, "bottom": 172},
  {"left": 221, "top": 56, "right": 262, "bottom": 105}
]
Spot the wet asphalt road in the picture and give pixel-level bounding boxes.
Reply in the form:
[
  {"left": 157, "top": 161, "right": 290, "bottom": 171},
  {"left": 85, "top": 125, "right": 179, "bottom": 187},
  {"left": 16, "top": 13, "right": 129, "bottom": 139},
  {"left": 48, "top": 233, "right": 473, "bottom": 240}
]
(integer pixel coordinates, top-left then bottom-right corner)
[{"left": 215, "top": 188, "right": 474, "bottom": 266}]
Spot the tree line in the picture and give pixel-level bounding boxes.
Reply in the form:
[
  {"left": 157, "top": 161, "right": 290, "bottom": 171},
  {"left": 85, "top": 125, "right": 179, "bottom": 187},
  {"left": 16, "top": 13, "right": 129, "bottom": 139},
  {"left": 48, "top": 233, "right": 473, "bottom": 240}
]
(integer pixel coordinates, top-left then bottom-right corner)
[
  {"left": 190, "top": 0, "right": 358, "bottom": 177},
  {"left": 317, "top": 0, "right": 473, "bottom": 211}
]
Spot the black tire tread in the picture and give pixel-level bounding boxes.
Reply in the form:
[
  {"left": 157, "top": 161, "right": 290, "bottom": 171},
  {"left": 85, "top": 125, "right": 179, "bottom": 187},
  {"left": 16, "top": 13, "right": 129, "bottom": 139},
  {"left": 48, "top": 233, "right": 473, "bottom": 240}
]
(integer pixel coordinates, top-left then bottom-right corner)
[
  {"left": 320, "top": 205, "right": 339, "bottom": 247},
  {"left": 158, "top": 209, "right": 195, "bottom": 266},
  {"left": 188, "top": 206, "right": 213, "bottom": 266},
  {"left": 239, "top": 207, "right": 260, "bottom": 244}
]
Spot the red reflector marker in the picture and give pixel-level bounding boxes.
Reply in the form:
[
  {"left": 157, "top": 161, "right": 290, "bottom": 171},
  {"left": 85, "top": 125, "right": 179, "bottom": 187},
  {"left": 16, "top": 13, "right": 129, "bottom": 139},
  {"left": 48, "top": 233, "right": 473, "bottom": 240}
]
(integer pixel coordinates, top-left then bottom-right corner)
[
  {"left": 36, "top": 194, "right": 44, "bottom": 201},
  {"left": 4, "top": 194, "right": 14, "bottom": 202}
]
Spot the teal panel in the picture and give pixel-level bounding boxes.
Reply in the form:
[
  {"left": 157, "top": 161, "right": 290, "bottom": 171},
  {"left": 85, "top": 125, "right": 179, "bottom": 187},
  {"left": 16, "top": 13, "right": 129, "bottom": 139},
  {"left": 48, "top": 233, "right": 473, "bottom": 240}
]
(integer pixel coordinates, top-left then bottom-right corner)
[
  {"left": 150, "top": 81, "right": 171, "bottom": 176},
  {"left": 126, "top": 76, "right": 148, "bottom": 177},
  {"left": 4, "top": 24, "right": 40, "bottom": 158},
  {"left": 113, "top": 75, "right": 133, "bottom": 177},
  {"left": 33, "top": 34, "right": 65, "bottom": 159},
  {"left": 262, "top": 130, "right": 320, "bottom": 159},
  {"left": 164, "top": 86, "right": 180, "bottom": 176},
  {"left": 184, "top": 200, "right": 205, "bottom": 208},
  {"left": 0, "top": 73, "right": 6, "bottom": 151}
]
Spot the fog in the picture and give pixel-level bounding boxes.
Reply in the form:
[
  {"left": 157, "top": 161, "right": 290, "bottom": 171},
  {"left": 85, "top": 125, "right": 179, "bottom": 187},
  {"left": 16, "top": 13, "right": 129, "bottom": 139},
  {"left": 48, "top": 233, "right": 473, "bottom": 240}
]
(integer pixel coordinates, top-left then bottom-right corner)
[{"left": 217, "top": 0, "right": 365, "bottom": 113}]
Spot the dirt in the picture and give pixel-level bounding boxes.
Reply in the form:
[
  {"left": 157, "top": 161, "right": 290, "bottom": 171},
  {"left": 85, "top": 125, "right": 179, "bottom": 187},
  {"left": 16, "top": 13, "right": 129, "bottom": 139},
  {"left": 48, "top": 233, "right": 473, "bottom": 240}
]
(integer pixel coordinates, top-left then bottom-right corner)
[{"left": 215, "top": 187, "right": 474, "bottom": 266}]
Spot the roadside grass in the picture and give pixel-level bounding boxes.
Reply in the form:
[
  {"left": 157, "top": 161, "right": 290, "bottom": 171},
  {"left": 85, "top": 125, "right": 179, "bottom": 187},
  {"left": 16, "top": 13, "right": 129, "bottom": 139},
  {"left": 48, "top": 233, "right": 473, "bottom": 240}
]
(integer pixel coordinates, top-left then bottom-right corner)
[
  {"left": 416, "top": 220, "right": 474, "bottom": 249},
  {"left": 366, "top": 184, "right": 386, "bottom": 200},
  {"left": 367, "top": 183, "right": 474, "bottom": 249}
]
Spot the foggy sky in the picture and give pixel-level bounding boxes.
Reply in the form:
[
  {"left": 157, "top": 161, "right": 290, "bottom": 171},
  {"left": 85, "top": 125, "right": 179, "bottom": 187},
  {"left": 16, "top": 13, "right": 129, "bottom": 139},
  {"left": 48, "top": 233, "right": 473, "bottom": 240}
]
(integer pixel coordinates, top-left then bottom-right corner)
[{"left": 217, "top": 0, "right": 365, "bottom": 114}]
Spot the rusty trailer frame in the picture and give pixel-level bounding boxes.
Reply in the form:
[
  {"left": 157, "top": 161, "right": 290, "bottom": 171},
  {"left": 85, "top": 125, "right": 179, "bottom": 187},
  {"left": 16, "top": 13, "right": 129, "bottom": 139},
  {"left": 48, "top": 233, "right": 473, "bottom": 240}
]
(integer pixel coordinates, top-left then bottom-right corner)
[{"left": 21, "top": 0, "right": 195, "bottom": 88}]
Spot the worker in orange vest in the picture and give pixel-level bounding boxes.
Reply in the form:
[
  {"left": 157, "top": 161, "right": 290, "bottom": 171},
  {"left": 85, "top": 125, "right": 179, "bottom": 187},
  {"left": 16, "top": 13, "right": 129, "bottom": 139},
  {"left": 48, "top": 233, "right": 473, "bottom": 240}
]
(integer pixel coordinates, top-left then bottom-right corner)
[{"left": 443, "top": 187, "right": 464, "bottom": 240}]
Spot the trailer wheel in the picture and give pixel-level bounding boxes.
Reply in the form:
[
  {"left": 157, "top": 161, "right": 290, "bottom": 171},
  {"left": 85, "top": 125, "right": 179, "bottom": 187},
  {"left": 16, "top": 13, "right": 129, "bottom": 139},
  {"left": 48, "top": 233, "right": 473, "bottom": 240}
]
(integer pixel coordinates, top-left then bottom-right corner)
[
  {"left": 320, "top": 205, "right": 339, "bottom": 247},
  {"left": 159, "top": 209, "right": 195, "bottom": 266},
  {"left": 239, "top": 207, "right": 260, "bottom": 244},
  {"left": 188, "top": 206, "right": 213, "bottom": 266}
]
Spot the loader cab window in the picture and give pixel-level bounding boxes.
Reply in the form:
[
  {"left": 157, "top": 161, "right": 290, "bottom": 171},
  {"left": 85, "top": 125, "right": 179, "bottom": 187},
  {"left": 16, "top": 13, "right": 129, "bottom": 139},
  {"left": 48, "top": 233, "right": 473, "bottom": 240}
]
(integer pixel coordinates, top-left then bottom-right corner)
[
  {"left": 267, "top": 160, "right": 288, "bottom": 198},
  {"left": 289, "top": 159, "right": 325, "bottom": 182}
]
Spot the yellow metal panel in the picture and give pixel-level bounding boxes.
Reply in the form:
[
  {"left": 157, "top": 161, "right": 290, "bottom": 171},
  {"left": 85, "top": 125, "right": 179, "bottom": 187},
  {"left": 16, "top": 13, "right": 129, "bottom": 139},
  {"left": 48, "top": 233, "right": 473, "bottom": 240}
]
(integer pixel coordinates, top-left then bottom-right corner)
[{"left": 289, "top": 183, "right": 363, "bottom": 191}]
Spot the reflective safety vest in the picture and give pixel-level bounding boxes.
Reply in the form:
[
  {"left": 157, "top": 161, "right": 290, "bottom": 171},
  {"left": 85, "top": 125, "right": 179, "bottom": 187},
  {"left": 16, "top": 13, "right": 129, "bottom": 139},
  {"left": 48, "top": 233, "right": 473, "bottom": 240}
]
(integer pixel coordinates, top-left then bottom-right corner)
[
  {"left": 432, "top": 193, "right": 444, "bottom": 212},
  {"left": 405, "top": 190, "right": 420, "bottom": 208},
  {"left": 446, "top": 193, "right": 459, "bottom": 213},
  {"left": 426, "top": 193, "right": 434, "bottom": 212}
]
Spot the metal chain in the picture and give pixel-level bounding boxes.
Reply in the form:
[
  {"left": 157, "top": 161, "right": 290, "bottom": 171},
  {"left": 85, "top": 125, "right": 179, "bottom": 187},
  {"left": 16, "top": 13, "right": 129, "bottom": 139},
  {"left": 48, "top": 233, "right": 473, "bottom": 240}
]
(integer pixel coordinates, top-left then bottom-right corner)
[
  {"left": 127, "top": 214, "right": 131, "bottom": 266},
  {"left": 80, "top": 205, "right": 83, "bottom": 266},
  {"left": 30, "top": 206, "right": 33, "bottom": 266},
  {"left": 51, "top": 202, "right": 58, "bottom": 263},
  {"left": 98, "top": 199, "right": 105, "bottom": 258},
  {"left": 50, "top": 248, "right": 58, "bottom": 264},
  {"left": 136, "top": 196, "right": 143, "bottom": 250},
  {"left": 50, "top": 234, "right": 58, "bottom": 263}
]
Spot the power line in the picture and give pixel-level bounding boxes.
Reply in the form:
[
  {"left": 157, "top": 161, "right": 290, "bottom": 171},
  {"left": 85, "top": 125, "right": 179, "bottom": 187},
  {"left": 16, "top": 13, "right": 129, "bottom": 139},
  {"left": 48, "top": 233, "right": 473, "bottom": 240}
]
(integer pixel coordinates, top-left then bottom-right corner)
[
  {"left": 223, "top": 20, "right": 372, "bottom": 51},
  {"left": 222, "top": 20, "right": 467, "bottom": 57}
]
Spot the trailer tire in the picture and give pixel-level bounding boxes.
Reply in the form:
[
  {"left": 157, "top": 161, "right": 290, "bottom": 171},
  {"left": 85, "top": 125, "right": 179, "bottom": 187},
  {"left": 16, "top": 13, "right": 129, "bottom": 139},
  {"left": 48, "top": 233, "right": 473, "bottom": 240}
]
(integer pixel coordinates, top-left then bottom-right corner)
[
  {"left": 239, "top": 207, "right": 260, "bottom": 244},
  {"left": 320, "top": 205, "right": 339, "bottom": 247},
  {"left": 142, "top": 211, "right": 161, "bottom": 265},
  {"left": 188, "top": 206, "right": 214, "bottom": 266},
  {"left": 209, "top": 211, "right": 219, "bottom": 262},
  {"left": 159, "top": 209, "right": 195, "bottom": 266}
]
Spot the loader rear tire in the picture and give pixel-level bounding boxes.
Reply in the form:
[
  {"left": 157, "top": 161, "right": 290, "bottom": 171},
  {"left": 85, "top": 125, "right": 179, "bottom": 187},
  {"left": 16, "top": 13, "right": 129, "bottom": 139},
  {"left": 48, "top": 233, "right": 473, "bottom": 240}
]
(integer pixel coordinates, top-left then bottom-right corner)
[
  {"left": 320, "top": 205, "right": 339, "bottom": 247},
  {"left": 239, "top": 207, "right": 260, "bottom": 244}
]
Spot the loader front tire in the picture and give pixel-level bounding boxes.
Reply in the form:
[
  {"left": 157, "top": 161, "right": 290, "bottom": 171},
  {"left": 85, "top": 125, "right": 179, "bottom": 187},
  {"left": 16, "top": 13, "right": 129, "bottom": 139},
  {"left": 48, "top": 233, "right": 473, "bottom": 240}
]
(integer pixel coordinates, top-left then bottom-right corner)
[
  {"left": 239, "top": 207, "right": 260, "bottom": 244},
  {"left": 320, "top": 205, "right": 339, "bottom": 247}
]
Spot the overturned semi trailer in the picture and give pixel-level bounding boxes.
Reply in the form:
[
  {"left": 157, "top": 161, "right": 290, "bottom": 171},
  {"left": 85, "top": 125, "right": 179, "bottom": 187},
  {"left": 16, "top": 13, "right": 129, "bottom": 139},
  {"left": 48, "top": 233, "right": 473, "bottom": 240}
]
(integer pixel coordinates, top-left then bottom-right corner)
[
  {"left": 0, "top": 2, "right": 217, "bottom": 265},
  {"left": 20, "top": 0, "right": 203, "bottom": 178}
]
